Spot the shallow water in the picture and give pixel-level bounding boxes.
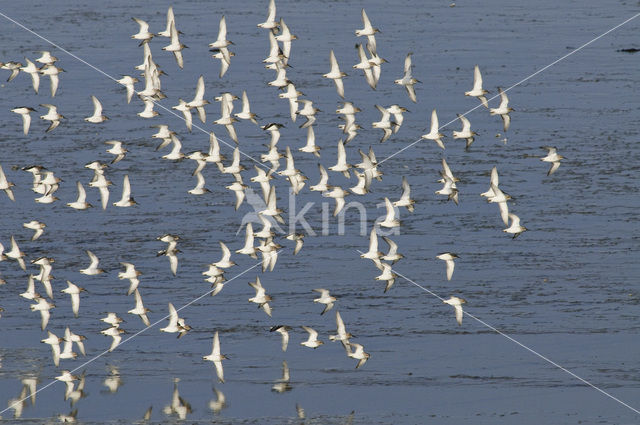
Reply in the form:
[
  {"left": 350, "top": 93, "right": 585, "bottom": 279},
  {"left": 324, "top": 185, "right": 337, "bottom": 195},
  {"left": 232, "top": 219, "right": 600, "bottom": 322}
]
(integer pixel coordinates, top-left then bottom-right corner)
[{"left": 0, "top": 0, "right": 639, "bottom": 423}]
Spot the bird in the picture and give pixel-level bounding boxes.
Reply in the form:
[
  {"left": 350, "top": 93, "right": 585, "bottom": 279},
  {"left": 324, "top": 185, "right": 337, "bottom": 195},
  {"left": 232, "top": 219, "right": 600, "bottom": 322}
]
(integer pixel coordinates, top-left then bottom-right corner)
[
  {"left": 323, "top": 50, "right": 347, "bottom": 98},
  {"left": 190, "top": 171, "right": 211, "bottom": 196},
  {"left": 203, "top": 331, "right": 227, "bottom": 383},
  {"left": 128, "top": 289, "right": 151, "bottom": 326},
  {"left": 480, "top": 166, "right": 499, "bottom": 199},
  {"left": 489, "top": 87, "right": 514, "bottom": 131},
  {"left": 233, "top": 90, "right": 258, "bottom": 125},
  {"left": 39, "top": 103, "right": 64, "bottom": 132},
  {"left": 354, "top": 43, "right": 376, "bottom": 89},
  {"left": 270, "top": 325, "right": 291, "bottom": 352},
  {"left": 248, "top": 277, "right": 273, "bottom": 317},
  {"left": 113, "top": 174, "right": 136, "bottom": 207},
  {"left": 436, "top": 252, "right": 458, "bottom": 281},
  {"left": 31, "top": 297, "right": 55, "bottom": 330},
  {"left": 160, "top": 303, "right": 190, "bottom": 337},
  {"left": 162, "top": 20, "right": 187, "bottom": 69},
  {"left": 213, "top": 242, "right": 236, "bottom": 269},
  {"left": 387, "top": 104, "right": 408, "bottom": 133},
  {"left": 394, "top": 53, "right": 420, "bottom": 103},
  {"left": 347, "top": 343, "right": 370, "bottom": 369},
  {"left": 285, "top": 233, "right": 304, "bottom": 255},
  {"left": 61, "top": 280, "right": 85, "bottom": 318},
  {"left": 157, "top": 6, "right": 177, "bottom": 37},
  {"left": 374, "top": 261, "right": 397, "bottom": 292},
  {"left": 328, "top": 311, "right": 353, "bottom": 348},
  {"left": 452, "top": 114, "right": 476, "bottom": 149},
  {"left": 40, "top": 63, "right": 64, "bottom": 97},
  {"left": 300, "top": 326, "right": 323, "bottom": 348},
  {"left": 381, "top": 236, "right": 404, "bottom": 263},
  {"left": 116, "top": 75, "right": 138, "bottom": 104},
  {"left": 172, "top": 99, "right": 193, "bottom": 132},
  {"left": 11, "top": 106, "right": 35, "bottom": 135},
  {"left": 464, "top": 65, "right": 489, "bottom": 108},
  {"left": 540, "top": 146, "right": 564, "bottom": 176},
  {"left": 296, "top": 100, "right": 318, "bottom": 129},
  {"left": 379, "top": 197, "right": 400, "bottom": 228},
  {"left": 393, "top": 176, "right": 415, "bottom": 212},
  {"left": 85, "top": 95, "right": 108, "bottom": 123},
  {"left": 443, "top": 296, "right": 466, "bottom": 325},
  {"left": 328, "top": 139, "right": 352, "bottom": 177},
  {"left": 67, "top": 182, "right": 92, "bottom": 210},
  {"left": 41, "top": 331, "right": 62, "bottom": 366},
  {"left": 257, "top": 0, "right": 278, "bottom": 29},
  {"left": 131, "top": 18, "right": 154, "bottom": 44},
  {"left": 64, "top": 327, "right": 86, "bottom": 356},
  {"left": 104, "top": 141, "right": 127, "bottom": 164},
  {"left": 503, "top": 213, "right": 527, "bottom": 238},
  {"left": 372, "top": 105, "right": 394, "bottom": 142},
  {"left": 355, "top": 9, "right": 379, "bottom": 54},
  {"left": 436, "top": 172, "right": 459, "bottom": 205},
  {"left": 101, "top": 325, "right": 124, "bottom": 352},
  {"left": 138, "top": 97, "right": 158, "bottom": 118},
  {"left": 323, "top": 185, "right": 349, "bottom": 217},
  {"left": 20, "top": 58, "right": 40, "bottom": 93},
  {"left": 421, "top": 109, "right": 445, "bottom": 149},
  {"left": 1, "top": 61, "right": 22, "bottom": 82},
  {"left": 313, "top": 289, "right": 337, "bottom": 315},
  {"left": 0, "top": 165, "right": 15, "bottom": 201},
  {"left": 80, "top": 250, "right": 104, "bottom": 275},
  {"left": 275, "top": 18, "right": 297, "bottom": 61},
  {"left": 360, "top": 226, "right": 383, "bottom": 261},
  {"left": 209, "top": 15, "right": 233, "bottom": 51},
  {"left": 19, "top": 275, "right": 41, "bottom": 300},
  {"left": 101, "top": 312, "right": 124, "bottom": 328},
  {"left": 6, "top": 236, "right": 26, "bottom": 270},
  {"left": 119, "top": 262, "right": 141, "bottom": 295},
  {"left": 310, "top": 164, "right": 330, "bottom": 192}
]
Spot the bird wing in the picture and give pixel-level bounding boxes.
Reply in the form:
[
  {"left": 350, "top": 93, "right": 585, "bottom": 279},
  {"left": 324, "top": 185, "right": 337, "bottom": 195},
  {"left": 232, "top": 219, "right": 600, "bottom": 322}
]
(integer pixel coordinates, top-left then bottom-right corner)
[
  {"left": 168, "top": 303, "right": 178, "bottom": 327},
  {"left": 87, "top": 250, "right": 99, "bottom": 269},
  {"left": 384, "top": 197, "right": 395, "bottom": 221},
  {"left": 454, "top": 304, "right": 463, "bottom": 325},
  {"left": 220, "top": 242, "right": 231, "bottom": 263},
  {"left": 122, "top": 174, "right": 131, "bottom": 200},
  {"left": 404, "top": 52, "right": 413, "bottom": 76},
  {"left": 217, "top": 16, "right": 227, "bottom": 42},
  {"left": 445, "top": 259, "right": 455, "bottom": 281},
  {"left": 472, "top": 65, "right": 483, "bottom": 92},
  {"left": 91, "top": 95, "right": 103, "bottom": 116},
  {"left": 194, "top": 75, "right": 205, "bottom": 102}
]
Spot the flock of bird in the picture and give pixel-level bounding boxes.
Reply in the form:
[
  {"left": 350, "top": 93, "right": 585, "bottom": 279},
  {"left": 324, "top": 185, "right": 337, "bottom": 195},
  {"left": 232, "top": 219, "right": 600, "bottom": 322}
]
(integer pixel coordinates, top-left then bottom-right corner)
[{"left": 0, "top": 0, "right": 566, "bottom": 421}]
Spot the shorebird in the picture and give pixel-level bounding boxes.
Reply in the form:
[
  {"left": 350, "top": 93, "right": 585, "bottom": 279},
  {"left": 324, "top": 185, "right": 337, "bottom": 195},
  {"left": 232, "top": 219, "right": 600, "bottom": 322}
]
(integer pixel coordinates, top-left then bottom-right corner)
[
  {"left": 328, "top": 139, "right": 352, "bottom": 177},
  {"left": 113, "top": 174, "right": 136, "bottom": 207},
  {"left": 11, "top": 106, "right": 35, "bottom": 135},
  {"left": 360, "top": 227, "right": 382, "bottom": 261},
  {"left": 0, "top": 165, "right": 15, "bottom": 201},
  {"left": 374, "top": 261, "right": 397, "bottom": 292},
  {"left": 379, "top": 197, "right": 400, "bottom": 228},
  {"left": 40, "top": 63, "right": 64, "bottom": 97},
  {"left": 329, "top": 311, "right": 353, "bottom": 348},
  {"left": 347, "top": 343, "right": 370, "bottom": 369},
  {"left": 101, "top": 312, "right": 124, "bottom": 328},
  {"left": 323, "top": 50, "right": 347, "bottom": 98},
  {"left": 132, "top": 18, "right": 154, "bottom": 44},
  {"left": 128, "top": 289, "right": 151, "bottom": 326},
  {"left": 285, "top": 233, "right": 304, "bottom": 255},
  {"left": 464, "top": 65, "right": 489, "bottom": 108},
  {"left": 489, "top": 87, "right": 514, "bottom": 131},
  {"left": 270, "top": 325, "right": 291, "bottom": 352},
  {"left": 101, "top": 326, "right": 124, "bottom": 352},
  {"left": 504, "top": 213, "right": 527, "bottom": 238},
  {"left": 392, "top": 176, "right": 415, "bottom": 212},
  {"left": 313, "top": 288, "right": 337, "bottom": 315},
  {"left": 372, "top": 105, "right": 394, "bottom": 142},
  {"left": 300, "top": 326, "right": 323, "bottom": 348},
  {"left": 85, "top": 95, "right": 108, "bottom": 123},
  {"left": 323, "top": 185, "right": 349, "bottom": 216},
  {"left": 249, "top": 276, "right": 272, "bottom": 317},
  {"left": 67, "top": 182, "right": 92, "bottom": 210},
  {"left": 354, "top": 43, "right": 376, "bottom": 89},
  {"left": 31, "top": 297, "right": 55, "bottom": 330},
  {"left": 421, "top": 109, "right": 445, "bottom": 149},
  {"left": 540, "top": 146, "right": 564, "bottom": 176},
  {"left": 104, "top": 140, "right": 127, "bottom": 164},
  {"left": 1, "top": 61, "right": 23, "bottom": 82},
  {"left": 64, "top": 327, "right": 86, "bottom": 356},
  {"left": 436, "top": 252, "right": 458, "bottom": 281},
  {"left": 6, "top": 236, "right": 26, "bottom": 270},
  {"left": 257, "top": 0, "right": 278, "bottom": 30},
  {"left": 39, "top": 103, "right": 64, "bottom": 132},
  {"left": 355, "top": 9, "right": 379, "bottom": 54},
  {"left": 275, "top": 18, "right": 297, "bottom": 61},
  {"left": 203, "top": 331, "right": 227, "bottom": 383},
  {"left": 160, "top": 303, "right": 190, "bottom": 337},
  {"left": 116, "top": 75, "right": 138, "bottom": 104},
  {"left": 443, "top": 296, "right": 466, "bottom": 325},
  {"left": 61, "top": 280, "right": 85, "bottom": 318},
  {"left": 162, "top": 20, "right": 187, "bottom": 69},
  {"left": 381, "top": 236, "right": 403, "bottom": 263},
  {"left": 453, "top": 114, "right": 476, "bottom": 149},
  {"left": 234, "top": 90, "right": 258, "bottom": 124},
  {"left": 80, "top": 250, "right": 105, "bottom": 275},
  {"left": 394, "top": 53, "right": 420, "bottom": 103},
  {"left": 20, "top": 58, "right": 40, "bottom": 93}
]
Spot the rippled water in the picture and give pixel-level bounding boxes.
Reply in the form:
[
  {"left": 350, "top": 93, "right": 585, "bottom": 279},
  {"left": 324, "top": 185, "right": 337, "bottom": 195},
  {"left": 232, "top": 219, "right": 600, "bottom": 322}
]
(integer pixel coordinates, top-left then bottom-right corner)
[{"left": 0, "top": 0, "right": 639, "bottom": 423}]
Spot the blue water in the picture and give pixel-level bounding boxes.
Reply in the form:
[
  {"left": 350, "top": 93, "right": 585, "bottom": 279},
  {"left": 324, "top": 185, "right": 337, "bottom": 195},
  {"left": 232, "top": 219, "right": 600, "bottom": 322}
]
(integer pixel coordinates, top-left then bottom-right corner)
[{"left": 0, "top": 0, "right": 639, "bottom": 423}]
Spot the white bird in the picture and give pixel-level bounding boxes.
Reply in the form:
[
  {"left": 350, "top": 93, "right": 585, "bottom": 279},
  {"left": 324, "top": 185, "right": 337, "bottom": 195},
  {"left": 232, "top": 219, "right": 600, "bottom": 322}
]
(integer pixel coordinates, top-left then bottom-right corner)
[
  {"left": 36, "top": 51, "right": 57, "bottom": 65},
  {"left": 381, "top": 236, "right": 403, "bottom": 264},
  {"left": 41, "top": 331, "right": 62, "bottom": 366},
  {"left": 275, "top": 18, "right": 297, "bottom": 61},
  {"left": 19, "top": 275, "right": 41, "bottom": 300},
  {"left": 310, "top": 164, "right": 329, "bottom": 192},
  {"left": 162, "top": 20, "right": 187, "bottom": 69},
  {"left": 11, "top": 106, "right": 35, "bottom": 135},
  {"left": 1, "top": 60, "right": 22, "bottom": 82},
  {"left": 379, "top": 197, "right": 400, "bottom": 228},
  {"left": 85, "top": 95, "right": 108, "bottom": 123},
  {"left": 0, "top": 164, "right": 15, "bottom": 201},
  {"left": 59, "top": 337, "right": 77, "bottom": 361},
  {"left": 101, "top": 326, "right": 124, "bottom": 352},
  {"left": 248, "top": 277, "right": 272, "bottom": 317},
  {"left": 503, "top": 213, "right": 527, "bottom": 238},
  {"left": 443, "top": 296, "right": 466, "bottom": 325},
  {"left": 421, "top": 109, "right": 445, "bottom": 149},
  {"left": 40, "top": 63, "right": 63, "bottom": 97},
  {"left": 392, "top": 176, "right": 415, "bottom": 212},
  {"left": 20, "top": 58, "right": 40, "bottom": 94},
  {"left": 236, "top": 222, "right": 258, "bottom": 259},
  {"left": 6, "top": 236, "right": 26, "bottom": 270},
  {"left": 39, "top": 103, "right": 64, "bottom": 132},
  {"left": 480, "top": 166, "right": 500, "bottom": 199},
  {"left": 128, "top": 289, "right": 151, "bottom": 326},
  {"left": 172, "top": 99, "right": 193, "bottom": 132},
  {"left": 67, "top": 181, "right": 92, "bottom": 210},
  {"left": 80, "top": 250, "right": 104, "bottom": 275},
  {"left": 355, "top": 9, "right": 379, "bottom": 54},
  {"left": 116, "top": 75, "right": 138, "bottom": 104},
  {"left": 138, "top": 97, "right": 158, "bottom": 119},
  {"left": 301, "top": 326, "right": 323, "bottom": 348},
  {"left": 64, "top": 327, "right": 86, "bottom": 356},
  {"left": 131, "top": 17, "right": 153, "bottom": 44},
  {"left": 31, "top": 297, "right": 55, "bottom": 330},
  {"left": 270, "top": 325, "right": 291, "bottom": 352},
  {"left": 209, "top": 16, "right": 233, "bottom": 51},
  {"left": 360, "top": 227, "right": 382, "bottom": 261},
  {"left": 230, "top": 91, "right": 257, "bottom": 126},
  {"left": 203, "top": 331, "right": 227, "bottom": 383},
  {"left": 436, "top": 252, "right": 458, "bottom": 281},
  {"left": 328, "top": 311, "right": 352, "bottom": 347},
  {"left": 328, "top": 139, "right": 352, "bottom": 177},
  {"left": 214, "top": 242, "right": 236, "bottom": 269},
  {"left": 394, "top": 53, "right": 420, "bottom": 103},
  {"left": 452, "top": 114, "right": 476, "bottom": 149},
  {"left": 436, "top": 172, "right": 459, "bottom": 205},
  {"left": 101, "top": 312, "right": 124, "bottom": 328},
  {"left": 162, "top": 134, "right": 185, "bottom": 161},
  {"left": 113, "top": 174, "right": 136, "bottom": 207},
  {"left": 285, "top": 233, "right": 304, "bottom": 255},
  {"left": 157, "top": 6, "right": 177, "bottom": 37},
  {"left": 323, "top": 185, "right": 349, "bottom": 216},
  {"left": 104, "top": 140, "right": 127, "bottom": 164},
  {"left": 489, "top": 87, "right": 514, "bottom": 131},
  {"left": 119, "top": 262, "right": 141, "bottom": 295},
  {"left": 61, "top": 280, "right": 85, "bottom": 318},
  {"left": 313, "top": 288, "right": 337, "bottom": 315},
  {"left": 354, "top": 43, "right": 376, "bottom": 89},
  {"left": 257, "top": 0, "right": 278, "bottom": 29},
  {"left": 160, "top": 303, "right": 190, "bottom": 337},
  {"left": 22, "top": 221, "right": 45, "bottom": 241},
  {"left": 212, "top": 47, "right": 234, "bottom": 78},
  {"left": 541, "top": 146, "right": 564, "bottom": 176},
  {"left": 323, "top": 50, "right": 347, "bottom": 98},
  {"left": 190, "top": 171, "right": 211, "bottom": 196},
  {"left": 464, "top": 65, "right": 489, "bottom": 108},
  {"left": 374, "top": 261, "right": 396, "bottom": 292},
  {"left": 347, "top": 343, "right": 370, "bottom": 369},
  {"left": 372, "top": 105, "right": 394, "bottom": 143}
]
